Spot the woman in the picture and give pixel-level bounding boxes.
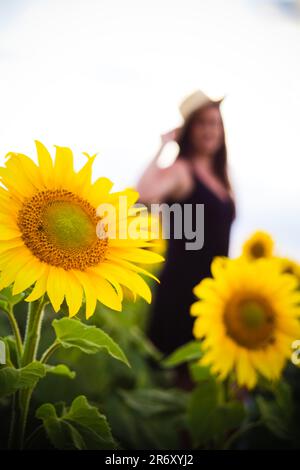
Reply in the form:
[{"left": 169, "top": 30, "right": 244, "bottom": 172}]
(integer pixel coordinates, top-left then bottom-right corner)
[{"left": 137, "top": 90, "right": 235, "bottom": 355}]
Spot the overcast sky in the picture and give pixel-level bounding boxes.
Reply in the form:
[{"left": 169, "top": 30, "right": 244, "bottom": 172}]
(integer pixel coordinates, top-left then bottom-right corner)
[{"left": 0, "top": 0, "right": 299, "bottom": 258}]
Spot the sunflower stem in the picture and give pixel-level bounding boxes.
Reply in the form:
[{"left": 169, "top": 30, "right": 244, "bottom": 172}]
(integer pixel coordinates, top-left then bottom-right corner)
[
  {"left": 8, "top": 394, "right": 17, "bottom": 450},
  {"left": 222, "top": 420, "right": 264, "bottom": 449},
  {"left": 40, "top": 341, "right": 60, "bottom": 364},
  {"left": 21, "top": 297, "right": 47, "bottom": 367},
  {"left": 2, "top": 304, "right": 23, "bottom": 450},
  {"left": 13, "top": 297, "right": 47, "bottom": 449},
  {"left": 2, "top": 304, "right": 23, "bottom": 366}
]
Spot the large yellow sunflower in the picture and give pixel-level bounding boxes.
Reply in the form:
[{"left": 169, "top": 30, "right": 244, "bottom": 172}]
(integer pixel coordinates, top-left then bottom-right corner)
[
  {"left": 242, "top": 230, "right": 274, "bottom": 260},
  {"left": 191, "top": 257, "right": 300, "bottom": 389},
  {"left": 0, "top": 142, "right": 163, "bottom": 318}
]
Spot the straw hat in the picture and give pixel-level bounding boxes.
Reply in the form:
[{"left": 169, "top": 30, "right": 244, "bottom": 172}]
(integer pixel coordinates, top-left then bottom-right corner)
[{"left": 179, "top": 90, "right": 224, "bottom": 121}]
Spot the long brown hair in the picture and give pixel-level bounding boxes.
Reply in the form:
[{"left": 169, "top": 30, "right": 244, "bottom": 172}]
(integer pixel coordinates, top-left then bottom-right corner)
[{"left": 177, "top": 103, "right": 233, "bottom": 193}]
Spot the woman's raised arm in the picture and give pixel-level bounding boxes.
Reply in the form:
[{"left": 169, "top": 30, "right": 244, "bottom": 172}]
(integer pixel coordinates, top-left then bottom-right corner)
[{"left": 137, "top": 129, "right": 192, "bottom": 204}]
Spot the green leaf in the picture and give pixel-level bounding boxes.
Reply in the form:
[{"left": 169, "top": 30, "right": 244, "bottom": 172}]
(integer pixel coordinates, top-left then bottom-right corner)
[
  {"left": 0, "top": 286, "right": 25, "bottom": 306},
  {"left": 257, "top": 382, "right": 293, "bottom": 440},
  {"left": 36, "top": 395, "right": 116, "bottom": 450},
  {"left": 189, "top": 362, "right": 212, "bottom": 382},
  {"left": 52, "top": 318, "right": 130, "bottom": 367},
  {"left": 187, "top": 379, "right": 219, "bottom": 446},
  {"left": 45, "top": 364, "right": 76, "bottom": 380},
  {"left": 0, "top": 362, "right": 46, "bottom": 398},
  {"left": 162, "top": 341, "right": 202, "bottom": 368},
  {"left": 119, "top": 388, "right": 187, "bottom": 418},
  {"left": 187, "top": 378, "right": 245, "bottom": 447},
  {"left": 217, "top": 402, "right": 245, "bottom": 435}
]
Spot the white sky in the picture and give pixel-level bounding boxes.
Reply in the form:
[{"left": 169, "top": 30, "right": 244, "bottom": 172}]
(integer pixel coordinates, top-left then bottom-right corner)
[{"left": 0, "top": 0, "right": 299, "bottom": 259}]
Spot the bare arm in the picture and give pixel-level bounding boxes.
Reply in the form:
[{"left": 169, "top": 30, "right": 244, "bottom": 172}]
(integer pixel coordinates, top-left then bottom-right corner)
[{"left": 137, "top": 130, "right": 193, "bottom": 204}]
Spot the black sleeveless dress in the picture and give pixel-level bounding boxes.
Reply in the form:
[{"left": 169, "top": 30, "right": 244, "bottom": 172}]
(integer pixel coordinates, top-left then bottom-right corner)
[{"left": 148, "top": 176, "right": 235, "bottom": 355}]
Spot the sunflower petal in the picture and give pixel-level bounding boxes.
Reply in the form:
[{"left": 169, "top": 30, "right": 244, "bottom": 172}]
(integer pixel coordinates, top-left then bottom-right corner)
[
  {"left": 47, "top": 266, "right": 66, "bottom": 312},
  {"left": 35, "top": 140, "right": 54, "bottom": 187},
  {"left": 63, "top": 270, "right": 83, "bottom": 318},
  {"left": 73, "top": 270, "right": 97, "bottom": 319},
  {"left": 53, "top": 145, "right": 74, "bottom": 188},
  {"left": 12, "top": 259, "right": 46, "bottom": 295},
  {"left": 26, "top": 267, "right": 50, "bottom": 302}
]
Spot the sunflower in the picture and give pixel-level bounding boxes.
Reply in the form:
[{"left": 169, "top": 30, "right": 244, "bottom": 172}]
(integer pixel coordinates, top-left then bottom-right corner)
[
  {"left": 277, "top": 257, "right": 300, "bottom": 287},
  {"left": 0, "top": 142, "right": 163, "bottom": 318},
  {"left": 242, "top": 230, "right": 274, "bottom": 260},
  {"left": 191, "top": 257, "right": 300, "bottom": 388}
]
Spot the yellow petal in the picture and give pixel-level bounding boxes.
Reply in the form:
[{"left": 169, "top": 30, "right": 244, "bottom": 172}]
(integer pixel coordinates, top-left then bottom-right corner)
[
  {"left": 0, "top": 167, "right": 29, "bottom": 201},
  {"left": 63, "top": 270, "right": 83, "bottom": 317},
  {"left": 236, "top": 349, "right": 257, "bottom": 389},
  {"left": 105, "top": 254, "right": 160, "bottom": 282},
  {"left": 75, "top": 154, "right": 97, "bottom": 190},
  {"left": 35, "top": 140, "right": 54, "bottom": 187},
  {"left": 12, "top": 259, "right": 46, "bottom": 295},
  {"left": 91, "top": 273, "right": 122, "bottom": 312},
  {"left": 83, "top": 177, "right": 113, "bottom": 207},
  {"left": 73, "top": 270, "right": 97, "bottom": 319},
  {"left": 0, "top": 247, "right": 32, "bottom": 290},
  {"left": 26, "top": 267, "right": 50, "bottom": 302},
  {"left": 0, "top": 238, "right": 23, "bottom": 253},
  {"left": 53, "top": 145, "right": 74, "bottom": 188},
  {"left": 47, "top": 266, "right": 66, "bottom": 312},
  {"left": 108, "top": 247, "right": 164, "bottom": 264},
  {"left": 0, "top": 189, "right": 20, "bottom": 214},
  {"left": 10, "top": 153, "right": 43, "bottom": 190},
  {"left": 0, "top": 226, "right": 21, "bottom": 240},
  {"left": 89, "top": 265, "right": 123, "bottom": 302},
  {"left": 96, "top": 263, "right": 151, "bottom": 304}
]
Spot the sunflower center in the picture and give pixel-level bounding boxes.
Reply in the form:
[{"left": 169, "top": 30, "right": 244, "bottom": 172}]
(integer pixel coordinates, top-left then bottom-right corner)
[
  {"left": 250, "top": 242, "right": 265, "bottom": 259},
  {"left": 18, "top": 189, "right": 108, "bottom": 270},
  {"left": 43, "top": 201, "right": 96, "bottom": 250},
  {"left": 224, "top": 297, "right": 275, "bottom": 349}
]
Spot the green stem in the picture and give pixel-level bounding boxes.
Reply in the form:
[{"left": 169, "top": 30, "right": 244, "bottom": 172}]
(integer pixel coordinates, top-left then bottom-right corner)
[
  {"left": 223, "top": 420, "right": 263, "bottom": 449},
  {"left": 40, "top": 341, "right": 60, "bottom": 364},
  {"left": 15, "top": 297, "right": 47, "bottom": 449},
  {"left": 2, "top": 304, "right": 23, "bottom": 450},
  {"left": 21, "top": 298, "right": 47, "bottom": 367},
  {"left": 2, "top": 305, "right": 23, "bottom": 366},
  {"left": 8, "top": 394, "right": 17, "bottom": 450},
  {"left": 18, "top": 388, "right": 34, "bottom": 450},
  {"left": 25, "top": 424, "right": 44, "bottom": 449}
]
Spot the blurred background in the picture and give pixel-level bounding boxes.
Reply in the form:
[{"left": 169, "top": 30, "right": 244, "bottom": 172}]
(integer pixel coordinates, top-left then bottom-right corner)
[{"left": 0, "top": 0, "right": 299, "bottom": 258}]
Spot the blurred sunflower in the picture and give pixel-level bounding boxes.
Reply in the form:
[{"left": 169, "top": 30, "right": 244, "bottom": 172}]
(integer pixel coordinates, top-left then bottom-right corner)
[
  {"left": 242, "top": 230, "right": 274, "bottom": 260},
  {"left": 278, "top": 257, "right": 300, "bottom": 287},
  {"left": 191, "top": 257, "right": 300, "bottom": 388},
  {"left": 0, "top": 142, "right": 163, "bottom": 318}
]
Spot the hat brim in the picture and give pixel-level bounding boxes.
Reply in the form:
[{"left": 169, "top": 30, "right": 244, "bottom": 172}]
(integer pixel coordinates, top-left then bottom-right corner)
[{"left": 176, "top": 96, "right": 225, "bottom": 141}]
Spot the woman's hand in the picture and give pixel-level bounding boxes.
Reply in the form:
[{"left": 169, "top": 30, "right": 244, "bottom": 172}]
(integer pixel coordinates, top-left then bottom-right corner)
[{"left": 160, "top": 127, "right": 181, "bottom": 146}]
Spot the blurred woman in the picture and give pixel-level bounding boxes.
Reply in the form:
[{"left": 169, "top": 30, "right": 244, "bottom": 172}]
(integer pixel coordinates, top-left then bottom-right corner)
[{"left": 137, "top": 90, "right": 235, "bottom": 355}]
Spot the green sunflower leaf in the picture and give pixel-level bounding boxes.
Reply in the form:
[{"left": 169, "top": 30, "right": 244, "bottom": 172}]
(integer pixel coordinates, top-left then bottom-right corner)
[
  {"left": 189, "top": 362, "right": 212, "bottom": 382},
  {"left": 36, "top": 395, "right": 116, "bottom": 450},
  {"left": 45, "top": 364, "right": 76, "bottom": 380},
  {"left": 187, "top": 379, "right": 245, "bottom": 447},
  {"left": 162, "top": 341, "right": 202, "bottom": 368},
  {"left": 0, "top": 361, "right": 46, "bottom": 398},
  {"left": 257, "top": 382, "right": 293, "bottom": 440},
  {"left": 0, "top": 286, "right": 25, "bottom": 306},
  {"left": 52, "top": 318, "right": 130, "bottom": 367},
  {"left": 187, "top": 379, "right": 219, "bottom": 446}
]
